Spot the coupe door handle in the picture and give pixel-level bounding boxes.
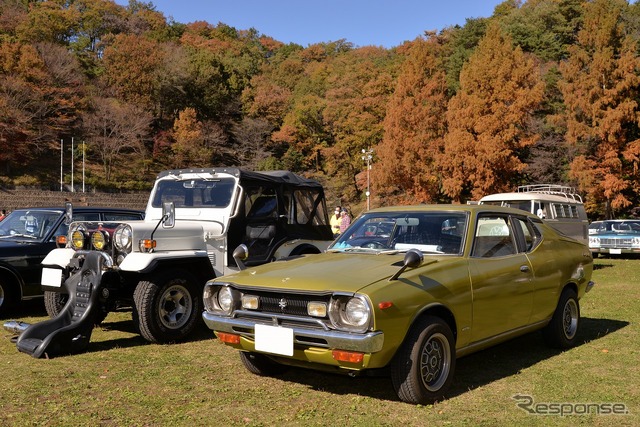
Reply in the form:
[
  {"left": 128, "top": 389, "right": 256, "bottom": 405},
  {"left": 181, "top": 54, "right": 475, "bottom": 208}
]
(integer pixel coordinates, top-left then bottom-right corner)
[{"left": 520, "top": 265, "right": 530, "bottom": 273}]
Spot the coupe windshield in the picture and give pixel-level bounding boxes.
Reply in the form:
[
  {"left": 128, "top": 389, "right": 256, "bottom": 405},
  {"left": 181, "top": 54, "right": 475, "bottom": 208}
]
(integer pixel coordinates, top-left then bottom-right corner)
[{"left": 330, "top": 211, "right": 467, "bottom": 255}]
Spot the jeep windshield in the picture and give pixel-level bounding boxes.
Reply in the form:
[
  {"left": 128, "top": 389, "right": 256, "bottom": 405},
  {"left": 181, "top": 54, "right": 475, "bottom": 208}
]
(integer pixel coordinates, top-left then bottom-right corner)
[
  {"left": 151, "top": 178, "right": 236, "bottom": 208},
  {"left": 328, "top": 211, "right": 467, "bottom": 255}
]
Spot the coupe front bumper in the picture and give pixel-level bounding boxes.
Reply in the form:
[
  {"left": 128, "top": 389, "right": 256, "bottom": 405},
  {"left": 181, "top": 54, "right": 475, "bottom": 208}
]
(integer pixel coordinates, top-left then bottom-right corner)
[{"left": 202, "top": 310, "right": 384, "bottom": 353}]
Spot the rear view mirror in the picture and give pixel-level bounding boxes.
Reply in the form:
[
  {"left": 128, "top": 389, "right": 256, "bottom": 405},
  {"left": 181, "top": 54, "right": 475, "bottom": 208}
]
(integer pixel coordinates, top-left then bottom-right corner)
[
  {"left": 396, "top": 217, "right": 419, "bottom": 226},
  {"left": 64, "top": 202, "right": 73, "bottom": 225},
  {"left": 162, "top": 202, "right": 175, "bottom": 228}
]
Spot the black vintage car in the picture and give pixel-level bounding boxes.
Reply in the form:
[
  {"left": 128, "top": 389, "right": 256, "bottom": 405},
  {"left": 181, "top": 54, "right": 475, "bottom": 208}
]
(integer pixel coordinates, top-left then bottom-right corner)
[{"left": 0, "top": 206, "right": 144, "bottom": 316}]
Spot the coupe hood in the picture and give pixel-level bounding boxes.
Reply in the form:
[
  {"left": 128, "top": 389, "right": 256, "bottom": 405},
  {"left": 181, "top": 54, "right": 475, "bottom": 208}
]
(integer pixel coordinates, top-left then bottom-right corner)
[{"left": 218, "top": 252, "right": 440, "bottom": 293}]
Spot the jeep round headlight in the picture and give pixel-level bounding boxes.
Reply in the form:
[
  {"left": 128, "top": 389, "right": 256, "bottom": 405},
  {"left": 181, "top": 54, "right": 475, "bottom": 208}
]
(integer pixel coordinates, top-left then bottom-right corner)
[
  {"left": 91, "top": 231, "right": 108, "bottom": 250},
  {"left": 114, "top": 224, "right": 133, "bottom": 252},
  {"left": 71, "top": 230, "right": 85, "bottom": 249},
  {"left": 69, "top": 223, "right": 87, "bottom": 249}
]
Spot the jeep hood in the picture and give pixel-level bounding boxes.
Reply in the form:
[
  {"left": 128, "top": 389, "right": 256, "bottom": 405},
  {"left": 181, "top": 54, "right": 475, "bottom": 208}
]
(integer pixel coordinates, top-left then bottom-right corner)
[{"left": 218, "top": 252, "right": 444, "bottom": 294}]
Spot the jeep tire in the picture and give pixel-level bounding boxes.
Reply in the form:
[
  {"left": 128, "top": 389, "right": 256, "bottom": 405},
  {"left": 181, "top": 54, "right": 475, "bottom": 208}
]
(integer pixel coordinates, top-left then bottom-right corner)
[
  {"left": 133, "top": 270, "right": 202, "bottom": 343},
  {"left": 44, "top": 291, "right": 66, "bottom": 318}
]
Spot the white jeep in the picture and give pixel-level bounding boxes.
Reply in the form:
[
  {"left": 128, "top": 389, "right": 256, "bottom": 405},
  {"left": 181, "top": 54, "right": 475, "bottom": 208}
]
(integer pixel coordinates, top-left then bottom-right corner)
[{"left": 36, "top": 168, "right": 333, "bottom": 351}]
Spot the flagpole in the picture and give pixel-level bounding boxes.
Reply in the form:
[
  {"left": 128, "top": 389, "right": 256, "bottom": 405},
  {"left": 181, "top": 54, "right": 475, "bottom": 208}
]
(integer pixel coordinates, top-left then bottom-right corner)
[
  {"left": 71, "top": 137, "right": 74, "bottom": 192},
  {"left": 60, "top": 139, "right": 63, "bottom": 191}
]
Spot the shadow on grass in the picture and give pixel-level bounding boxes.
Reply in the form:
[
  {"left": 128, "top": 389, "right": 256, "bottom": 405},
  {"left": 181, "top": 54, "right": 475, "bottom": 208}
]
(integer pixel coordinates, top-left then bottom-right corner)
[
  {"left": 274, "top": 316, "right": 629, "bottom": 403},
  {"left": 83, "top": 318, "right": 216, "bottom": 354},
  {"left": 2, "top": 302, "right": 216, "bottom": 356},
  {"left": 594, "top": 263, "right": 615, "bottom": 270},
  {"left": 0, "top": 299, "right": 48, "bottom": 321}
]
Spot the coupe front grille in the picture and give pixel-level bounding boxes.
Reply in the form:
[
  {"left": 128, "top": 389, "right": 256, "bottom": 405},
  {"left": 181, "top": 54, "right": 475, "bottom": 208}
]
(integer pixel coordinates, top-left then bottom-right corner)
[
  {"left": 259, "top": 294, "right": 311, "bottom": 316},
  {"left": 240, "top": 290, "right": 332, "bottom": 318}
]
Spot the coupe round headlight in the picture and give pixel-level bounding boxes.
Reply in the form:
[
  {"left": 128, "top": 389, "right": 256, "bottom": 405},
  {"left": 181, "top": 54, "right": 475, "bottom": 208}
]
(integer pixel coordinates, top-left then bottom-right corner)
[
  {"left": 345, "top": 297, "right": 370, "bottom": 327},
  {"left": 329, "top": 294, "right": 372, "bottom": 333},
  {"left": 217, "top": 286, "right": 234, "bottom": 313},
  {"left": 114, "top": 224, "right": 133, "bottom": 252}
]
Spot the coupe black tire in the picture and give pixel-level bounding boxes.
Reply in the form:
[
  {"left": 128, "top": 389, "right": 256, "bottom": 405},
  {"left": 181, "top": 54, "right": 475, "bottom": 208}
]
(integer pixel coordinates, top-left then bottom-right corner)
[
  {"left": 543, "top": 288, "right": 580, "bottom": 349},
  {"left": 391, "top": 316, "right": 456, "bottom": 404},
  {"left": 133, "top": 271, "right": 202, "bottom": 343},
  {"left": 239, "top": 351, "right": 289, "bottom": 376}
]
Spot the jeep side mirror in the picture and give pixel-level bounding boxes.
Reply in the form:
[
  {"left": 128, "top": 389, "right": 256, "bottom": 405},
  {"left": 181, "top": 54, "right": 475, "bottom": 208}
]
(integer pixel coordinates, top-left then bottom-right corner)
[
  {"left": 64, "top": 202, "right": 73, "bottom": 225},
  {"left": 162, "top": 202, "right": 175, "bottom": 228},
  {"left": 389, "top": 249, "right": 424, "bottom": 281}
]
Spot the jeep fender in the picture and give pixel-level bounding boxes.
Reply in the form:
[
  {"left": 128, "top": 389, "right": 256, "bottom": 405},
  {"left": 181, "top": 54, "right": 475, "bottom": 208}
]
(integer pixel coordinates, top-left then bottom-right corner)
[
  {"left": 273, "top": 239, "right": 331, "bottom": 259},
  {"left": 118, "top": 250, "right": 212, "bottom": 273},
  {"left": 41, "top": 248, "right": 77, "bottom": 268}
]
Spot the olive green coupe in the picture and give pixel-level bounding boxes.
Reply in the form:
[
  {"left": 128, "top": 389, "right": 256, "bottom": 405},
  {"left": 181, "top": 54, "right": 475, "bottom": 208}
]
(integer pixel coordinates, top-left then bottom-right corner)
[{"left": 202, "top": 205, "right": 594, "bottom": 404}]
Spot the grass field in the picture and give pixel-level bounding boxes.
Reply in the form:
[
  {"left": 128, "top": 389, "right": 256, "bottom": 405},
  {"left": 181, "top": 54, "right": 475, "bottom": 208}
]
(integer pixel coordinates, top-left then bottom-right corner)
[{"left": 1, "top": 258, "right": 638, "bottom": 426}]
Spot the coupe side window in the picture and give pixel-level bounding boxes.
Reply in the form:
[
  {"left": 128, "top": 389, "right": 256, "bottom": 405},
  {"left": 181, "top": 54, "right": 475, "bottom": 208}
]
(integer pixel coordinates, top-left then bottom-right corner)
[{"left": 472, "top": 216, "right": 516, "bottom": 258}]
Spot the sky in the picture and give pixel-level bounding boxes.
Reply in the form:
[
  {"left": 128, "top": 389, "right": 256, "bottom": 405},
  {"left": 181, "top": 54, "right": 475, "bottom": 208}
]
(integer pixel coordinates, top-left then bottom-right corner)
[{"left": 115, "top": 0, "right": 505, "bottom": 48}]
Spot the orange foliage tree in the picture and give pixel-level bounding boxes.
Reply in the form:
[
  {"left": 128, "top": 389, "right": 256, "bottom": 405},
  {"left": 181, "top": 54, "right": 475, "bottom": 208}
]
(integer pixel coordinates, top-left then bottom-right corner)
[
  {"left": 441, "top": 22, "right": 544, "bottom": 202},
  {"left": 560, "top": 0, "right": 640, "bottom": 218},
  {"left": 373, "top": 34, "right": 448, "bottom": 205}
]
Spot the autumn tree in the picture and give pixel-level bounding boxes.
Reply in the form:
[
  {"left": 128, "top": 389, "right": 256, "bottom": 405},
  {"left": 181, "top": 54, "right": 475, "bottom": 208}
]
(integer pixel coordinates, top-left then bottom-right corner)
[
  {"left": 82, "top": 97, "right": 152, "bottom": 181},
  {"left": 0, "top": 40, "right": 84, "bottom": 174},
  {"left": 373, "top": 35, "right": 448, "bottom": 205},
  {"left": 441, "top": 22, "right": 545, "bottom": 202},
  {"left": 101, "top": 33, "right": 165, "bottom": 113},
  {"left": 171, "top": 107, "right": 213, "bottom": 168},
  {"left": 321, "top": 46, "right": 398, "bottom": 204},
  {"left": 560, "top": 0, "right": 640, "bottom": 218}
]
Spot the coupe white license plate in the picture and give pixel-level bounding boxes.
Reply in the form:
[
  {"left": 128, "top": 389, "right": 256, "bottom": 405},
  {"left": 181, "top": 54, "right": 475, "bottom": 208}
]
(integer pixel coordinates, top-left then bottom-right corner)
[
  {"left": 254, "top": 324, "right": 294, "bottom": 356},
  {"left": 609, "top": 248, "right": 622, "bottom": 254},
  {"left": 41, "top": 267, "right": 63, "bottom": 287}
]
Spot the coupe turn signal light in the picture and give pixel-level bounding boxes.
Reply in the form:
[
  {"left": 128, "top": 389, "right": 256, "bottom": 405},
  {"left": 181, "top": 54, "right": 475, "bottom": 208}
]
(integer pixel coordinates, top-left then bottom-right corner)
[
  {"left": 217, "top": 332, "right": 241, "bottom": 344},
  {"left": 332, "top": 350, "right": 364, "bottom": 364}
]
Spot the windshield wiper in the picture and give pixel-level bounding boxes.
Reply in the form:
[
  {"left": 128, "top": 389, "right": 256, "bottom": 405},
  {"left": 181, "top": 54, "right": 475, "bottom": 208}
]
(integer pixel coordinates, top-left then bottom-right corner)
[{"left": 0, "top": 234, "right": 38, "bottom": 239}]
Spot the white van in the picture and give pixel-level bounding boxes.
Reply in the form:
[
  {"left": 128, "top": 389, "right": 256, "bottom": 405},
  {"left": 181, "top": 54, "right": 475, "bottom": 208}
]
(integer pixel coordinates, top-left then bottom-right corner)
[{"left": 479, "top": 184, "right": 589, "bottom": 243}]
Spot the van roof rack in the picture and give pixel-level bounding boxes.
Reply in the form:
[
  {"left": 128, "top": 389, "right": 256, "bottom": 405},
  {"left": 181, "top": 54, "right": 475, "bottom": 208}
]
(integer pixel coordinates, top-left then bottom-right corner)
[{"left": 517, "top": 184, "right": 583, "bottom": 203}]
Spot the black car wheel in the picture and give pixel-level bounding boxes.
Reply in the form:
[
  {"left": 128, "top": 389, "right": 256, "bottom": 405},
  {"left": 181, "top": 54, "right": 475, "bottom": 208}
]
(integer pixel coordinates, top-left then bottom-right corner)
[
  {"left": 133, "top": 271, "right": 202, "bottom": 343},
  {"left": 0, "top": 278, "right": 15, "bottom": 317},
  {"left": 391, "top": 316, "right": 456, "bottom": 404}
]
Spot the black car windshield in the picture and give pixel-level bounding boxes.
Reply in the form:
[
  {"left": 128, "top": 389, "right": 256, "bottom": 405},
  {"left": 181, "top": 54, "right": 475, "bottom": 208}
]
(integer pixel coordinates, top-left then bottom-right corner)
[
  {"left": 590, "top": 220, "right": 640, "bottom": 234},
  {"left": 0, "top": 209, "right": 62, "bottom": 241},
  {"left": 329, "top": 211, "right": 467, "bottom": 255}
]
